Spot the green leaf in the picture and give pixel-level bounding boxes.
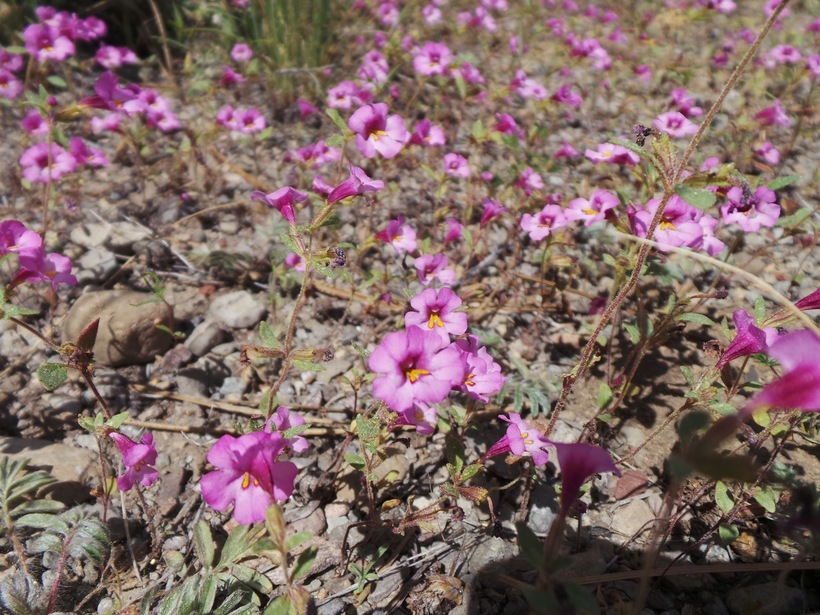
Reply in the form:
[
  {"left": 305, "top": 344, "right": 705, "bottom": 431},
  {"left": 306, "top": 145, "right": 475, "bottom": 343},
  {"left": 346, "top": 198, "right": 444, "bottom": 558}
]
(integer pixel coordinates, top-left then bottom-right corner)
[
  {"left": 611, "top": 137, "right": 662, "bottom": 168},
  {"left": 597, "top": 383, "right": 613, "bottom": 410},
  {"left": 285, "top": 531, "right": 313, "bottom": 552},
  {"left": 709, "top": 402, "right": 737, "bottom": 416},
  {"left": 291, "top": 359, "right": 325, "bottom": 372},
  {"left": 674, "top": 185, "right": 717, "bottom": 210},
  {"left": 717, "top": 523, "right": 739, "bottom": 545},
  {"left": 200, "top": 575, "right": 219, "bottom": 613},
  {"left": 2, "top": 304, "right": 40, "bottom": 318},
  {"left": 217, "top": 524, "right": 256, "bottom": 569},
  {"left": 562, "top": 582, "right": 600, "bottom": 614},
  {"left": 16, "top": 513, "right": 70, "bottom": 534},
  {"left": 325, "top": 108, "right": 348, "bottom": 132},
  {"left": 677, "top": 312, "right": 717, "bottom": 327},
  {"left": 752, "top": 488, "right": 777, "bottom": 513},
  {"left": 515, "top": 522, "right": 546, "bottom": 570},
  {"left": 445, "top": 435, "right": 465, "bottom": 476},
  {"left": 765, "top": 175, "right": 800, "bottom": 191},
  {"left": 291, "top": 545, "right": 318, "bottom": 579},
  {"left": 46, "top": 74, "right": 67, "bottom": 89},
  {"left": 623, "top": 322, "right": 640, "bottom": 344},
  {"left": 259, "top": 322, "right": 281, "bottom": 348},
  {"left": 776, "top": 208, "right": 811, "bottom": 229},
  {"left": 263, "top": 595, "right": 292, "bottom": 615},
  {"left": 344, "top": 453, "right": 366, "bottom": 472},
  {"left": 193, "top": 520, "right": 216, "bottom": 568},
  {"left": 231, "top": 564, "right": 274, "bottom": 594},
  {"left": 107, "top": 411, "right": 130, "bottom": 430},
  {"left": 714, "top": 481, "right": 734, "bottom": 513},
  {"left": 460, "top": 463, "right": 483, "bottom": 482},
  {"left": 325, "top": 134, "right": 345, "bottom": 148},
  {"left": 9, "top": 499, "right": 65, "bottom": 517},
  {"left": 37, "top": 363, "right": 68, "bottom": 391}
]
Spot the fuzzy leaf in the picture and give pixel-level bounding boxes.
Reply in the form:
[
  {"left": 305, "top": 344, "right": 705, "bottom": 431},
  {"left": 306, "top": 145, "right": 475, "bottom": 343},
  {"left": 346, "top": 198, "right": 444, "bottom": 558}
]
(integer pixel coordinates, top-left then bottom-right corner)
[
  {"left": 677, "top": 312, "right": 717, "bottom": 327},
  {"left": 776, "top": 208, "right": 811, "bottom": 229},
  {"left": 717, "top": 523, "right": 739, "bottom": 545},
  {"left": 291, "top": 359, "right": 325, "bottom": 372},
  {"left": 714, "top": 481, "right": 734, "bottom": 513},
  {"left": 292, "top": 545, "right": 318, "bottom": 580},
  {"left": 597, "top": 382, "right": 613, "bottom": 410},
  {"left": 285, "top": 531, "right": 313, "bottom": 553},
  {"left": 194, "top": 520, "right": 216, "bottom": 569},
  {"left": 231, "top": 564, "right": 274, "bottom": 594},
  {"left": 36, "top": 363, "right": 68, "bottom": 391},
  {"left": 445, "top": 435, "right": 465, "bottom": 476},
  {"left": 344, "top": 453, "right": 366, "bottom": 472},
  {"left": 9, "top": 499, "right": 65, "bottom": 517},
  {"left": 263, "top": 595, "right": 292, "bottom": 615},
  {"left": 675, "top": 185, "right": 717, "bottom": 210},
  {"left": 765, "top": 175, "right": 800, "bottom": 191},
  {"left": 259, "top": 321, "right": 281, "bottom": 349},
  {"left": 325, "top": 108, "right": 348, "bottom": 132},
  {"left": 217, "top": 524, "right": 257, "bottom": 569},
  {"left": 200, "top": 574, "right": 219, "bottom": 613},
  {"left": 752, "top": 488, "right": 777, "bottom": 513},
  {"left": 16, "top": 513, "right": 70, "bottom": 533},
  {"left": 107, "top": 411, "right": 130, "bottom": 430}
]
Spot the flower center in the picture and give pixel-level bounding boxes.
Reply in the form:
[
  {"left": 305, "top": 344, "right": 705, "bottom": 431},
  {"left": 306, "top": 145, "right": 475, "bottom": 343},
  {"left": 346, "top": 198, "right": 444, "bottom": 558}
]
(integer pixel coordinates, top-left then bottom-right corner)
[
  {"left": 240, "top": 472, "right": 259, "bottom": 490},
  {"left": 464, "top": 373, "right": 476, "bottom": 387},
  {"left": 405, "top": 367, "right": 430, "bottom": 383},
  {"left": 660, "top": 220, "right": 675, "bottom": 231},
  {"left": 427, "top": 312, "right": 444, "bottom": 329}
]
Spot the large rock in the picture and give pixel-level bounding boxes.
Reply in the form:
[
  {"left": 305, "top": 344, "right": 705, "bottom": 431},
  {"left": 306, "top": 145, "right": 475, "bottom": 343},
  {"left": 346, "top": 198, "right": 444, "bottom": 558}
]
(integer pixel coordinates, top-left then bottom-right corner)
[
  {"left": 207, "top": 290, "right": 266, "bottom": 329},
  {"left": 61, "top": 290, "right": 175, "bottom": 366}
]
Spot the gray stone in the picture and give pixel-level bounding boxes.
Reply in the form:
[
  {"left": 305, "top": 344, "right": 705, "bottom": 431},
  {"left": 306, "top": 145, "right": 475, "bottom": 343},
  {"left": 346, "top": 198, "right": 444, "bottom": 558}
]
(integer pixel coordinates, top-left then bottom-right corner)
[
  {"left": 107, "top": 221, "right": 151, "bottom": 252},
  {"left": 75, "top": 248, "right": 118, "bottom": 284},
  {"left": 0, "top": 437, "right": 96, "bottom": 503},
  {"left": 176, "top": 367, "right": 211, "bottom": 397},
  {"left": 726, "top": 581, "right": 805, "bottom": 615},
  {"left": 207, "top": 291, "right": 266, "bottom": 329},
  {"left": 316, "top": 597, "right": 346, "bottom": 615},
  {"left": 215, "top": 376, "right": 247, "bottom": 399},
  {"left": 527, "top": 482, "right": 559, "bottom": 535},
  {"left": 61, "top": 290, "right": 175, "bottom": 366},
  {"left": 70, "top": 223, "right": 110, "bottom": 249},
  {"left": 184, "top": 320, "right": 226, "bottom": 356},
  {"left": 612, "top": 498, "right": 655, "bottom": 543}
]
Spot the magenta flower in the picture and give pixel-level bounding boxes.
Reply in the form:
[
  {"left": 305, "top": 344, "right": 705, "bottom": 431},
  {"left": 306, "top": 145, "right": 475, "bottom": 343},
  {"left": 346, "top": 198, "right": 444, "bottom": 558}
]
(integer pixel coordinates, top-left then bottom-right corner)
[
  {"left": 95, "top": 45, "right": 138, "bottom": 69},
  {"left": 0, "top": 48, "right": 23, "bottom": 72},
  {"left": 453, "top": 61, "right": 485, "bottom": 84},
  {"left": 720, "top": 185, "right": 779, "bottom": 232},
  {"left": 284, "top": 252, "right": 306, "bottom": 272},
  {"left": 405, "top": 287, "right": 468, "bottom": 344},
  {"left": 414, "top": 253, "right": 456, "bottom": 286},
  {"left": 0, "top": 69, "right": 23, "bottom": 100},
  {"left": 219, "top": 65, "right": 246, "bottom": 87},
  {"left": 19, "top": 143, "right": 77, "bottom": 184},
  {"left": 584, "top": 142, "right": 640, "bottom": 166},
  {"left": 109, "top": 432, "right": 159, "bottom": 492},
  {"left": 552, "top": 442, "right": 620, "bottom": 515},
  {"left": 518, "top": 167, "right": 544, "bottom": 195},
  {"left": 443, "top": 153, "right": 470, "bottom": 178},
  {"left": 23, "top": 24, "right": 75, "bottom": 62},
  {"left": 376, "top": 216, "right": 418, "bottom": 255},
  {"left": 409, "top": 119, "right": 446, "bottom": 147},
  {"left": 631, "top": 195, "right": 704, "bottom": 252},
  {"left": 669, "top": 87, "right": 703, "bottom": 118},
  {"left": 493, "top": 113, "right": 524, "bottom": 140},
  {"left": 520, "top": 204, "right": 568, "bottom": 241},
  {"left": 296, "top": 98, "right": 319, "bottom": 119},
  {"left": 795, "top": 289, "right": 820, "bottom": 312},
  {"left": 443, "top": 218, "right": 464, "bottom": 243},
  {"left": 0, "top": 221, "right": 41, "bottom": 259},
  {"left": 251, "top": 187, "right": 308, "bottom": 225},
  {"left": 348, "top": 102, "right": 408, "bottom": 159},
  {"left": 653, "top": 111, "right": 699, "bottom": 138},
  {"left": 326, "top": 164, "right": 384, "bottom": 205},
  {"left": 395, "top": 402, "right": 438, "bottom": 435},
  {"left": 484, "top": 413, "right": 550, "bottom": 466},
  {"left": 69, "top": 137, "right": 109, "bottom": 168},
  {"left": 555, "top": 142, "right": 580, "bottom": 159},
  {"left": 17, "top": 250, "right": 77, "bottom": 290},
  {"left": 230, "top": 42, "right": 254, "bottom": 63},
  {"left": 413, "top": 41, "right": 453, "bottom": 76},
  {"left": 755, "top": 99, "right": 791, "bottom": 127},
  {"left": 510, "top": 69, "right": 548, "bottom": 100},
  {"left": 566, "top": 189, "right": 618, "bottom": 226},
  {"left": 716, "top": 309, "right": 779, "bottom": 369},
  {"left": 454, "top": 335, "right": 507, "bottom": 402},
  {"left": 327, "top": 80, "right": 368, "bottom": 110},
  {"left": 368, "top": 326, "right": 465, "bottom": 413},
  {"left": 21, "top": 110, "right": 49, "bottom": 135},
  {"left": 81, "top": 72, "right": 144, "bottom": 116},
  {"left": 551, "top": 84, "right": 583, "bottom": 109},
  {"left": 235, "top": 107, "right": 266, "bottom": 134},
  {"left": 201, "top": 431, "right": 298, "bottom": 524},
  {"left": 746, "top": 330, "right": 820, "bottom": 413},
  {"left": 755, "top": 141, "right": 780, "bottom": 165},
  {"left": 264, "top": 406, "right": 309, "bottom": 454},
  {"left": 480, "top": 199, "right": 508, "bottom": 228}
]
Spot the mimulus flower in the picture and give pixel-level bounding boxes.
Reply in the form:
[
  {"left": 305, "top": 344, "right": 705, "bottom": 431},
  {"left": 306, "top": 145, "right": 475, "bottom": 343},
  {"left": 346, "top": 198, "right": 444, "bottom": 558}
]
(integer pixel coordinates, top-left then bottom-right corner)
[
  {"left": 19, "top": 143, "right": 77, "bottom": 184},
  {"left": 326, "top": 163, "right": 384, "bottom": 204},
  {"left": 409, "top": 119, "right": 446, "bottom": 147},
  {"left": 518, "top": 167, "right": 543, "bottom": 195},
  {"left": 23, "top": 24, "right": 75, "bottom": 62},
  {"left": 0, "top": 69, "right": 23, "bottom": 100},
  {"left": 520, "top": 204, "right": 568, "bottom": 241},
  {"left": 480, "top": 198, "right": 508, "bottom": 228},
  {"left": 396, "top": 402, "right": 438, "bottom": 434},
  {"left": 669, "top": 87, "right": 703, "bottom": 117},
  {"left": 584, "top": 142, "right": 640, "bottom": 166},
  {"left": 69, "top": 137, "right": 109, "bottom": 167},
  {"left": 284, "top": 252, "right": 306, "bottom": 272},
  {"left": 405, "top": 287, "right": 468, "bottom": 344},
  {"left": 720, "top": 185, "right": 780, "bottom": 232},
  {"left": 484, "top": 413, "right": 550, "bottom": 466},
  {"left": 413, "top": 41, "right": 453, "bottom": 76},
  {"left": 109, "top": 431, "right": 159, "bottom": 491},
  {"left": 755, "top": 99, "right": 791, "bottom": 127},
  {"left": 201, "top": 431, "right": 298, "bottom": 524},
  {"left": 716, "top": 309, "right": 779, "bottom": 369},
  {"left": 265, "top": 406, "right": 309, "bottom": 454},
  {"left": 348, "top": 102, "right": 408, "bottom": 159},
  {"left": 746, "top": 330, "right": 820, "bottom": 413},
  {"left": 493, "top": 113, "right": 524, "bottom": 140},
  {"left": 414, "top": 253, "right": 456, "bottom": 286},
  {"left": 454, "top": 335, "right": 507, "bottom": 402},
  {"left": 443, "top": 218, "right": 464, "bottom": 243},
  {"left": 17, "top": 250, "right": 78, "bottom": 290},
  {"left": 552, "top": 442, "right": 620, "bottom": 515},
  {"left": 0, "top": 220, "right": 42, "bottom": 258},
  {"left": 251, "top": 187, "right": 308, "bottom": 225},
  {"left": 631, "top": 195, "right": 704, "bottom": 252},
  {"left": 755, "top": 141, "right": 780, "bottom": 165},
  {"left": 219, "top": 66, "right": 246, "bottom": 87},
  {"left": 443, "top": 153, "right": 470, "bottom": 178},
  {"left": 369, "top": 326, "right": 465, "bottom": 413},
  {"left": 376, "top": 216, "right": 418, "bottom": 255},
  {"left": 565, "top": 189, "right": 618, "bottom": 226},
  {"left": 510, "top": 69, "right": 548, "bottom": 100},
  {"left": 230, "top": 43, "right": 254, "bottom": 63},
  {"left": 794, "top": 289, "right": 820, "bottom": 312},
  {"left": 653, "top": 111, "right": 698, "bottom": 138},
  {"left": 95, "top": 45, "right": 138, "bottom": 69}
]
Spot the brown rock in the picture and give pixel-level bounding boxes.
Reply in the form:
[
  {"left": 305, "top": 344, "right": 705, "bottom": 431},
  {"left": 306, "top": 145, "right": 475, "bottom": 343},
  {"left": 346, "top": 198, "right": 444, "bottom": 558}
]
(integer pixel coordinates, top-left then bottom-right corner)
[{"left": 61, "top": 290, "right": 175, "bottom": 367}]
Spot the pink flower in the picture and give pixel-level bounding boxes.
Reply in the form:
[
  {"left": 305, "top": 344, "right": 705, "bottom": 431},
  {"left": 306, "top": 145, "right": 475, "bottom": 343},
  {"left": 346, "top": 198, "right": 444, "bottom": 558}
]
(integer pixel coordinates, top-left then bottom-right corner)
[
  {"left": 23, "top": 24, "right": 75, "bottom": 62},
  {"left": 493, "top": 113, "right": 524, "bottom": 140},
  {"left": 326, "top": 163, "right": 385, "bottom": 204},
  {"left": 716, "top": 309, "right": 779, "bottom": 369},
  {"left": 376, "top": 216, "right": 417, "bottom": 255},
  {"left": 409, "top": 119, "right": 446, "bottom": 146},
  {"left": 327, "top": 80, "right": 368, "bottom": 109},
  {"left": 284, "top": 252, "right": 306, "bottom": 272},
  {"left": 669, "top": 88, "right": 703, "bottom": 117},
  {"left": 520, "top": 204, "right": 568, "bottom": 241},
  {"left": 552, "top": 442, "right": 620, "bottom": 515},
  {"left": 95, "top": 45, "right": 138, "bottom": 69},
  {"left": 405, "top": 287, "right": 468, "bottom": 344},
  {"left": 81, "top": 72, "right": 144, "bottom": 116},
  {"left": 230, "top": 42, "right": 254, "bottom": 63},
  {"left": 251, "top": 186, "right": 308, "bottom": 225},
  {"left": 17, "top": 250, "right": 77, "bottom": 289},
  {"left": 358, "top": 49, "right": 390, "bottom": 84},
  {"left": 395, "top": 402, "right": 438, "bottom": 434},
  {"left": 21, "top": 110, "right": 49, "bottom": 135},
  {"left": 414, "top": 253, "right": 456, "bottom": 286},
  {"left": 422, "top": 4, "right": 443, "bottom": 24},
  {"left": 19, "top": 143, "right": 77, "bottom": 184},
  {"left": 551, "top": 84, "right": 582, "bottom": 109},
  {"left": 631, "top": 195, "right": 704, "bottom": 252},
  {"left": 755, "top": 99, "right": 791, "bottom": 127},
  {"left": 219, "top": 65, "right": 246, "bottom": 87},
  {"left": 584, "top": 142, "right": 640, "bottom": 166},
  {"left": 755, "top": 141, "right": 780, "bottom": 165},
  {"left": 453, "top": 61, "right": 485, "bottom": 84},
  {"left": 653, "top": 111, "right": 698, "bottom": 138},
  {"left": 720, "top": 185, "right": 780, "bottom": 232},
  {"left": 0, "top": 48, "right": 24, "bottom": 72},
  {"left": 444, "top": 218, "right": 464, "bottom": 243},
  {"left": 485, "top": 413, "right": 550, "bottom": 466},
  {"left": 296, "top": 98, "right": 319, "bottom": 119},
  {"left": 69, "top": 137, "right": 109, "bottom": 167},
  {"left": 555, "top": 141, "right": 580, "bottom": 159},
  {"left": 0, "top": 220, "right": 42, "bottom": 257},
  {"left": 794, "top": 289, "right": 820, "bottom": 312},
  {"left": 368, "top": 326, "right": 465, "bottom": 413},
  {"left": 413, "top": 41, "right": 453, "bottom": 76},
  {"left": 109, "top": 432, "right": 159, "bottom": 492},
  {"left": 348, "top": 102, "right": 408, "bottom": 159},
  {"left": 264, "top": 406, "right": 309, "bottom": 454},
  {"left": 746, "top": 330, "right": 820, "bottom": 413},
  {"left": 480, "top": 198, "right": 508, "bottom": 228},
  {"left": 510, "top": 69, "right": 548, "bottom": 100},
  {"left": 201, "top": 431, "right": 298, "bottom": 524},
  {"left": 566, "top": 189, "right": 618, "bottom": 226},
  {"left": 0, "top": 69, "right": 23, "bottom": 100},
  {"left": 443, "top": 153, "right": 470, "bottom": 178},
  {"left": 235, "top": 107, "right": 266, "bottom": 134},
  {"left": 766, "top": 44, "right": 801, "bottom": 65},
  {"left": 454, "top": 335, "right": 507, "bottom": 402}
]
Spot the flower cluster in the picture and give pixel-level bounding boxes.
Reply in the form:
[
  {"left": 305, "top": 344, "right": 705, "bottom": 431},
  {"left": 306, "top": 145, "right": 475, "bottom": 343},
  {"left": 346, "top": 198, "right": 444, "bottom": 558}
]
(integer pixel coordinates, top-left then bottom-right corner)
[{"left": 0, "top": 219, "right": 77, "bottom": 290}]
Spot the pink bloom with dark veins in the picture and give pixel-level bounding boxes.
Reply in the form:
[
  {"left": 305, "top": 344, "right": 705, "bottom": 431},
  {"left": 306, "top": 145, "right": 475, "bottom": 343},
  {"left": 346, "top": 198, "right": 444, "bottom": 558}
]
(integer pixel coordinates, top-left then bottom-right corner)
[
  {"left": 566, "top": 189, "right": 618, "bottom": 226},
  {"left": 443, "top": 153, "right": 470, "bottom": 178},
  {"left": 585, "top": 142, "right": 640, "bottom": 165},
  {"left": 552, "top": 442, "right": 620, "bottom": 515},
  {"left": 653, "top": 111, "right": 699, "bottom": 138},
  {"left": 716, "top": 309, "right": 779, "bottom": 369},
  {"left": 480, "top": 198, "right": 508, "bottom": 228},
  {"left": 454, "top": 335, "right": 507, "bottom": 402},
  {"left": 520, "top": 204, "right": 568, "bottom": 241},
  {"left": 264, "top": 406, "right": 309, "bottom": 454},
  {"left": 413, "top": 42, "right": 453, "bottom": 76},
  {"left": 755, "top": 99, "right": 791, "bottom": 127},
  {"left": 0, "top": 220, "right": 42, "bottom": 258},
  {"left": 326, "top": 163, "right": 384, "bottom": 204},
  {"left": 484, "top": 413, "right": 550, "bottom": 466},
  {"left": 17, "top": 250, "right": 78, "bottom": 290},
  {"left": 405, "top": 287, "right": 468, "bottom": 344},
  {"left": 376, "top": 216, "right": 418, "bottom": 255},
  {"left": 231, "top": 43, "right": 254, "bottom": 63},
  {"left": 19, "top": 143, "right": 77, "bottom": 184},
  {"left": 368, "top": 326, "right": 465, "bottom": 413},
  {"left": 348, "top": 102, "right": 408, "bottom": 159},
  {"left": 414, "top": 253, "right": 456, "bottom": 286},
  {"left": 794, "top": 289, "right": 820, "bottom": 312},
  {"left": 720, "top": 185, "right": 780, "bottom": 233},
  {"left": 409, "top": 119, "right": 446, "bottom": 147},
  {"left": 250, "top": 187, "right": 308, "bottom": 225},
  {"left": 109, "top": 432, "right": 159, "bottom": 491},
  {"left": 69, "top": 137, "right": 109, "bottom": 167}
]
